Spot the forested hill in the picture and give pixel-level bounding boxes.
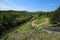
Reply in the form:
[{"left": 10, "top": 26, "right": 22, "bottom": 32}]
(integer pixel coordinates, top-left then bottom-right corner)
[
  {"left": 0, "top": 11, "right": 33, "bottom": 36},
  {"left": 0, "top": 10, "right": 50, "bottom": 36},
  {"left": 0, "top": 6, "right": 60, "bottom": 38}
]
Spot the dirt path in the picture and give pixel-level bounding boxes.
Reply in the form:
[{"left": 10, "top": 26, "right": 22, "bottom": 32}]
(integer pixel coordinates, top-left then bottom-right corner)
[
  {"left": 39, "top": 18, "right": 48, "bottom": 25},
  {"left": 31, "top": 18, "right": 49, "bottom": 27}
]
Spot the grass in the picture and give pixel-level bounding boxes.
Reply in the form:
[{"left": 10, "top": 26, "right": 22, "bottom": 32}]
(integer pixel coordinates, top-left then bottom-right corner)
[
  {"left": 1, "top": 22, "right": 60, "bottom": 40},
  {"left": 34, "top": 18, "right": 45, "bottom": 24},
  {"left": 1, "top": 17, "right": 60, "bottom": 40},
  {"left": 34, "top": 17, "right": 50, "bottom": 28},
  {"left": 25, "top": 29, "right": 60, "bottom": 40},
  {"left": 40, "top": 23, "right": 50, "bottom": 28},
  {"left": 0, "top": 22, "right": 34, "bottom": 40}
]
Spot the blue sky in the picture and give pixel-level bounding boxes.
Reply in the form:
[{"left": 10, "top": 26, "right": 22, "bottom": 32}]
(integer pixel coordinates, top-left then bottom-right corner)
[{"left": 0, "top": 0, "right": 60, "bottom": 12}]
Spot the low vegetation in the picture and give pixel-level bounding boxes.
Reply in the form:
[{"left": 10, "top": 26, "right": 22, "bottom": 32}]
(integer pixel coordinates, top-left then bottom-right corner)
[
  {"left": 34, "top": 18, "right": 45, "bottom": 24},
  {"left": 1, "top": 22, "right": 60, "bottom": 40},
  {"left": 0, "top": 6, "right": 60, "bottom": 40},
  {"left": 1, "top": 22, "right": 33, "bottom": 40}
]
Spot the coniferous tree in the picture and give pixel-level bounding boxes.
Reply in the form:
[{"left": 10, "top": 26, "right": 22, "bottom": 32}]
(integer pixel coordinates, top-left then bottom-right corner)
[{"left": 50, "top": 6, "right": 60, "bottom": 24}]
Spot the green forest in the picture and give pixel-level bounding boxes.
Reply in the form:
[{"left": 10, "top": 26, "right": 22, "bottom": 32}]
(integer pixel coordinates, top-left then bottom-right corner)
[{"left": 0, "top": 6, "right": 60, "bottom": 40}]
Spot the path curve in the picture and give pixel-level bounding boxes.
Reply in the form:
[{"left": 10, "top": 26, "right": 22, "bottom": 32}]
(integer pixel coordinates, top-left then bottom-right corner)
[
  {"left": 31, "top": 18, "right": 60, "bottom": 35},
  {"left": 31, "top": 18, "right": 48, "bottom": 28}
]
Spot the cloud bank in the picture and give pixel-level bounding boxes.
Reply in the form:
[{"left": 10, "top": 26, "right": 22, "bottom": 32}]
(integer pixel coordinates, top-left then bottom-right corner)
[{"left": 0, "top": 0, "right": 25, "bottom": 11}]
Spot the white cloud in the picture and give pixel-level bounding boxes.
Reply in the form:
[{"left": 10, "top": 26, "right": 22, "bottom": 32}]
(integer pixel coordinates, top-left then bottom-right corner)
[
  {"left": 0, "top": 0, "right": 28, "bottom": 11},
  {"left": 0, "top": 3, "right": 12, "bottom": 10},
  {"left": 0, "top": 2, "right": 26, "bottom": 11}
]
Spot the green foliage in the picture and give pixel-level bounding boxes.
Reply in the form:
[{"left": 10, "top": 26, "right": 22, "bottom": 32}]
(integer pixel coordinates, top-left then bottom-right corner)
[
  {"left": 0, "top": 10, "right": 51, "bottom": 36},
  {"left": 50, "top": 6, "right": 60, "bottom": 24},
  {"left": 0, "top": 11, "right": 33, "bottom": 36},
  {"left": 34, "top": 18, "right": 45, "bottom": 24},
  {"left": 2, "top": 22, "right": 60, "bottom": 40},
  {"left": 1, "top": 22, "right": 33, "bottom": 40},
  {"left": 0, "top": 6, "right": 60, "bottom": 40},
  {"left": 40, "top": 24, "right": 50, "bottom": 28}
]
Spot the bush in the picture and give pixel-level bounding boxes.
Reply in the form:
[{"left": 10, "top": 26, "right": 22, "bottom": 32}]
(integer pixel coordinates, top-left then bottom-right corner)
[{"left": 50, "top": 6, "right": 60, "bottom": 24}]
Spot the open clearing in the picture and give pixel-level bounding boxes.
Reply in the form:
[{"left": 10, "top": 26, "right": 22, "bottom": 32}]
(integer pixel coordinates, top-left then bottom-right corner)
[{"left": 32, "top": 17, "right": 50, "bottom": 28}]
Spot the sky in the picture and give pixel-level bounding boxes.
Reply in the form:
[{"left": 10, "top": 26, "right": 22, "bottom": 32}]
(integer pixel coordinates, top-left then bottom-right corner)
[{"left": 0, "top": 0, "right": 60, "bottom": 12}]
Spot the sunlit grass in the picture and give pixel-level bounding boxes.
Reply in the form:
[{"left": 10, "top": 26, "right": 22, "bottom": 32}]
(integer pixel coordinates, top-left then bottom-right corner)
[
  {"left": 1, "top": 22, "right": 60, "bottom": 40},
  {"left": 40, "top": 23, "right": 50, "bottom": 28},
  {"left": 34, "top": 18, "right": 45, "bottom": 24},
  {"left": 1, "top": 22, "right": 33, "bottom": 40}
]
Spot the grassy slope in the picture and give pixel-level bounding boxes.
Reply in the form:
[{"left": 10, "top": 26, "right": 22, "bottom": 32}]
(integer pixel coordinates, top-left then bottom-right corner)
[
  {"left": 1, "top": 22, "right": 34, "bottom": 40},
  {"left": 1, "top": 19, "right": 60, "bottom": 40}
]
